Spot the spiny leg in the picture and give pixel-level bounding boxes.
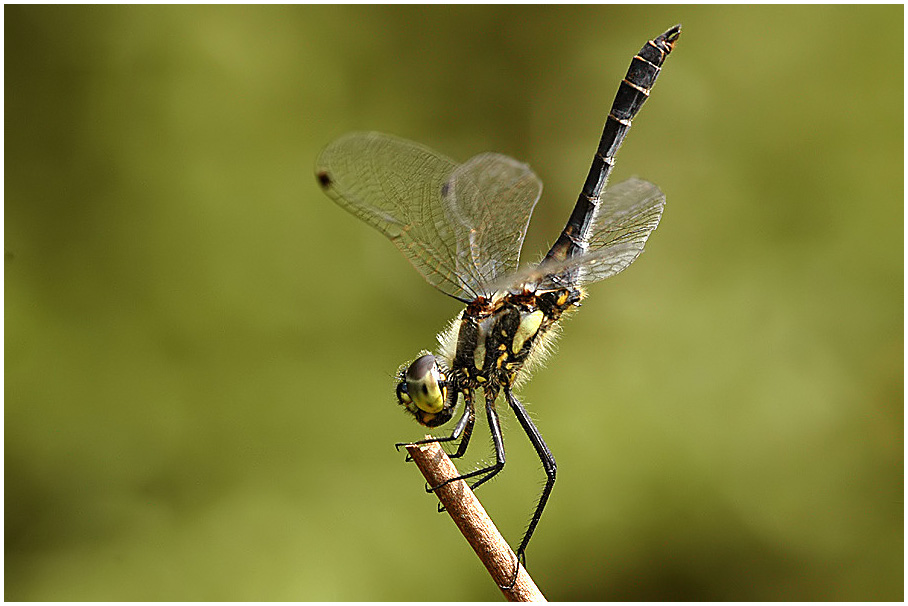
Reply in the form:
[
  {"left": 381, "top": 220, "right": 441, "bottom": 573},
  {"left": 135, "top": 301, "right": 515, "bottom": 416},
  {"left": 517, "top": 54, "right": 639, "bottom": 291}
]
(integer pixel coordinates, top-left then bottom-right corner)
[
  {"left": 505, "top": 386, "right": 556, "bottom": 568},
  {"left": 427, "top": 388, "right": 506, "bottom": 494},
  {"left": 464, "top": 393, "right": 509, "bottom": 492},
  {"left": 395, "top": 389, "right": 475, "bottom": 461},
  {"left": 396, "top": 389, "right": 480, "bottom": 513},
  {"left": 432, "top": 401, "right": 477, "bottom": 513},
  {"left": 448, "top": 389, "right": 478, "bottom": 460}
]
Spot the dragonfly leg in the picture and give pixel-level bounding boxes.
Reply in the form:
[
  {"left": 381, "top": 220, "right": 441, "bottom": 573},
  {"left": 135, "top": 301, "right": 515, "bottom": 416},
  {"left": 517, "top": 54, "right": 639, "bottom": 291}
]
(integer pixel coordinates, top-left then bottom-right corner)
[
  {"left": 427, "top": 398, "right": 476, "bottom": 508},
  {"left": 427, "top": 391, "right": 506, "bottom": 493},
  {"left": 396, "top": 389, "right": 474, "bottom": 461},
  {"left": 504, "top": 386, "right": 556, "bottom": 568}
]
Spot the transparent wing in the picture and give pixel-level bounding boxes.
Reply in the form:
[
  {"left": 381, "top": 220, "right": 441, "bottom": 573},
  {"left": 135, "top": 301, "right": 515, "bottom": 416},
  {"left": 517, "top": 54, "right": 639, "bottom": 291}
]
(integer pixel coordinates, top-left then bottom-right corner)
[
  {"left": 443, "top": 152, "right": 543, "bottom": 296},
  {"left": 316, "top": 132, "right": 542, "bottom": 301},
  {"left": 495, "top": 178, "right": 665, "bottom": 292}
]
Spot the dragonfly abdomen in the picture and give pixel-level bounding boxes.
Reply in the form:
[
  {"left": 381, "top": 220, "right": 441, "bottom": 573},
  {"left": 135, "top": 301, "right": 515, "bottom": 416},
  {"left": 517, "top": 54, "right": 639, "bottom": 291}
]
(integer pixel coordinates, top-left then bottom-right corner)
[{"left": 545, "top": 25, "right": 680, "bottom": 264}]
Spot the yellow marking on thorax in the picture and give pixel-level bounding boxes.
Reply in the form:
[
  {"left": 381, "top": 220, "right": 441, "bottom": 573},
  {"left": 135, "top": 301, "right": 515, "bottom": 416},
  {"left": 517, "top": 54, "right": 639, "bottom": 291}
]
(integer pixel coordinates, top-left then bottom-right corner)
[
  {"left": 512, "top": 310, "right": 544, "bottom": 354},
  {"left": 474, "top": 336, "right": 486, "bottom": 371},
  {"left": 473, "top": 316, "right": 494, "bottom": 371}
]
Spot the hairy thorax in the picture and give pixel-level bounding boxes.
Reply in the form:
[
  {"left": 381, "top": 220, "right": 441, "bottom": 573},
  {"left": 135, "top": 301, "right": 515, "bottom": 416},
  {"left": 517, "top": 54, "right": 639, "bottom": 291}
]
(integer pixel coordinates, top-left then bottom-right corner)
[{"left": 441, "top": 286, "right": 583, "bottom": 394}]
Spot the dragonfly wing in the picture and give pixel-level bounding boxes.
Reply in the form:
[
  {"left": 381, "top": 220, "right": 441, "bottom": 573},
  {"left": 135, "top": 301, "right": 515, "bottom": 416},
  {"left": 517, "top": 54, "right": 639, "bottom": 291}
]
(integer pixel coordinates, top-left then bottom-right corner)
[
  {"left": 444, "top": 152, "right": 543, "bottom": 297},
  {"left": 316, "top": 132, "right": 470, "bottom": 300},
  {"left": 571, "top": 177, "right": 665, "bottom": 286},
  {"left": 492, "top": 178, "right": 665, "bottom": 292},
  {"left": 316, "top": 132, "right": 541, "bottom": 301}
]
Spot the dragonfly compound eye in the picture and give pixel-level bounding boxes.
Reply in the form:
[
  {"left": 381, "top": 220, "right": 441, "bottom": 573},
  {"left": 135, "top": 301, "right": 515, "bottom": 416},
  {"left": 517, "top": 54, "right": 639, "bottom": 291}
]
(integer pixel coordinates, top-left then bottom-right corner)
[{"left": 405, "top": 354, "right": 446, "bottom": 414}]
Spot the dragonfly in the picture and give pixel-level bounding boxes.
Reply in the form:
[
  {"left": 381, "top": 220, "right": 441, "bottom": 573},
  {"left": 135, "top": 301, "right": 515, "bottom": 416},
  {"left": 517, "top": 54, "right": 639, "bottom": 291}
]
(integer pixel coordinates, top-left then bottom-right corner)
[{"left": 316, "top": 25, "right": 680, "bottom": 571}]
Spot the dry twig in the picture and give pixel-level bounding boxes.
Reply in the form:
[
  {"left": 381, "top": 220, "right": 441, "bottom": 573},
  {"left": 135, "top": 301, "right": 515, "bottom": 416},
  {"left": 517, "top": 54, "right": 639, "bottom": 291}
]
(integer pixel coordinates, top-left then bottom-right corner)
[{"left": 405, "top": 440, "right": 546, "bottom": 602}]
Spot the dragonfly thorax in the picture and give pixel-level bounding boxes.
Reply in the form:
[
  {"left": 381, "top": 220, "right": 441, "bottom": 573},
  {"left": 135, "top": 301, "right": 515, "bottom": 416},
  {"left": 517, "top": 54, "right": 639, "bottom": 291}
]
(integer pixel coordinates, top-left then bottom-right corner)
[
  {"left": 461, "top": 289, "right": 580, "bottom": 385},
  {"left": 396, "top": 287, "right": 580, "bottom": 428}
]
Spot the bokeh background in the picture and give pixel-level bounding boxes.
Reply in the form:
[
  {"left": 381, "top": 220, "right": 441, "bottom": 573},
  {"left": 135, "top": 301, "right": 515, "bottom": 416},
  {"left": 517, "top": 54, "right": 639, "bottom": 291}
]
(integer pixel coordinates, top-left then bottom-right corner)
[{"left": 5, "top": 5, "right": 902, "bottom": 601}]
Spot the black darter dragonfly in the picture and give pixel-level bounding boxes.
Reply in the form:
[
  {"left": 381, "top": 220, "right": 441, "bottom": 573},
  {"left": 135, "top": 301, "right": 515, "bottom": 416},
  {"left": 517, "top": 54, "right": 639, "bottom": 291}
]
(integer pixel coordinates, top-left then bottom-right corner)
[{"left": 316, "top": 25, "right": 680, "bottom": 569}]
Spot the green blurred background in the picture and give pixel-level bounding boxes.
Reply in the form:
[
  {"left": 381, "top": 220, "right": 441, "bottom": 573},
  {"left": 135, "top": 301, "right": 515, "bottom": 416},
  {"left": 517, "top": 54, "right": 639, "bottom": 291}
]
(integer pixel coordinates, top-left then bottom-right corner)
[{"left": 5, "top": 5, "right": 902, "bottom": 601}]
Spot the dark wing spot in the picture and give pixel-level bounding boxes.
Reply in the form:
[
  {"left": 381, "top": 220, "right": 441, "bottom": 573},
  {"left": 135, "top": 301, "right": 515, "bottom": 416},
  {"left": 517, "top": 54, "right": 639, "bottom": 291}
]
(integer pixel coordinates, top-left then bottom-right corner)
[{"left": 316, "top": 170, "right": 332, "bottom": 188}]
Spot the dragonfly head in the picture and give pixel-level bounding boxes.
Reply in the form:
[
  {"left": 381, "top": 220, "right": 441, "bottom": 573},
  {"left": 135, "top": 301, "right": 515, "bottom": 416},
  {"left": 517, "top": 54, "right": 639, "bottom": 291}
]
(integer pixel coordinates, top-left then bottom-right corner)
[{"left": 396, "top": 353, "right": 454, "bottom": 427}]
